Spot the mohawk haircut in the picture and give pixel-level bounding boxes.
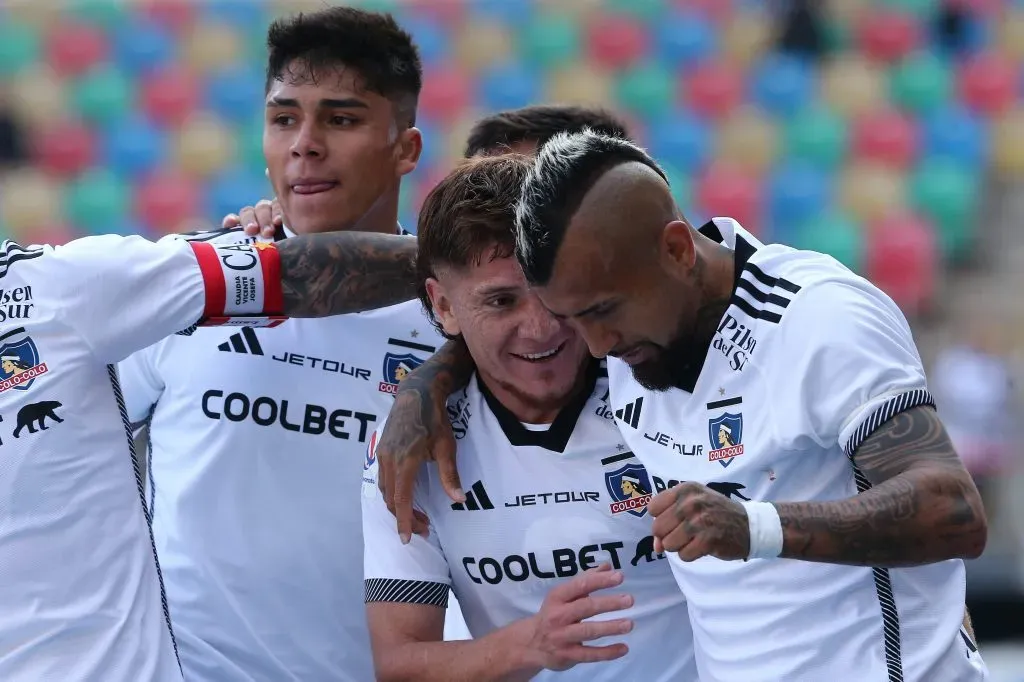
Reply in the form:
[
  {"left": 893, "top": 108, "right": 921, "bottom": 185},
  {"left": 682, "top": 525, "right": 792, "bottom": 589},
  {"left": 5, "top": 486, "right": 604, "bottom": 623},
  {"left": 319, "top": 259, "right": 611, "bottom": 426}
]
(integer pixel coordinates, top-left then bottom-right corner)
[
  {"left": 266, "top": 7, "right": 422, "bottom": 126},
  {"left": 464, "top": 105, "right": 631, "bottom": 157},
  {"left": 515, "top": 129, "right": 668, "bottom": 285},
  {"left": 416, "top": 155, "right": 534, "bottom": 339}
]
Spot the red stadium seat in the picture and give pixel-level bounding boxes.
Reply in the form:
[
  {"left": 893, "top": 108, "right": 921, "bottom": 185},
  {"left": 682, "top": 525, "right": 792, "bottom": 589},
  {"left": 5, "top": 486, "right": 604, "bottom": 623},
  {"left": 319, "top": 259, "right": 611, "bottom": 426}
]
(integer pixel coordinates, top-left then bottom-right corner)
[
  {"left": 140, "top": 66, "right": 201, "bottom": 128},
  {"left": 138, "top": 0, "right": 195, "bottom": 34},
  {"left": 135, "top": 169, "right": 200, "bottom": 235},
  {"left": 586, "top": 13, "right": 649, "bottom": 70},
  {"left": 865, "top": 212, "right": 938, "bottom": 316},
  {"left": 407, "top": 0, "right": 467, "bottom": 26},
  {"left": 857, "top": 11, "right": 920, "bottom": 62},
  {"left": 958, "top": 51, "right": 1017, "bottom": 115},
  {"left": 32, "top": 119, "right": 95, "bottom": 178},
  {"left": 45, "top": 22, "right": 107, "bottom": 78},
  {"left": 696, "top": 162, "right": 763, "bottom": 237},
  {"left": 851, "top": 109, "right": 919, "bottom": 170},
  {"left": 417, "top": 65, "right": 474, "bottom": 123},
  {"left": 682, "top": 60, "right": 744, "bottom": 119},
  {"left": 29, "top": 223, "right": 78, "bottom": 247}
]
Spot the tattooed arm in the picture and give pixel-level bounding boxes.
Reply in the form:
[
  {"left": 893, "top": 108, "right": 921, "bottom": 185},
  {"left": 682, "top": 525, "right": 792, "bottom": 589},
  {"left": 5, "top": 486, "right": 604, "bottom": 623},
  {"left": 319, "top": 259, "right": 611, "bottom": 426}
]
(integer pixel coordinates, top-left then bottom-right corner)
[
  {"left": 276, "top": 232, "right": 418, "bottom": 317},
  {"left": 375, "top": 338, "right": 476, "bottom": 542},
  {"left": 774, "top": 405, "right": 987, "bottom": 567}
]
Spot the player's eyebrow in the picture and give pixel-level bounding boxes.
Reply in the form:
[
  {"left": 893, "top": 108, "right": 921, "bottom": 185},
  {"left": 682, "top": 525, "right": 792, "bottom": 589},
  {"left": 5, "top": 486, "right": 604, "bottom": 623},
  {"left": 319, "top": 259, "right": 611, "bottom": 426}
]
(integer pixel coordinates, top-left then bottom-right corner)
[
  {"left": 570, "top": 299, "right": 615, "bottom": 319},
  {"left": 474, "top": 284, "right": 520, "bottom": 299},
  {"left": 267, "top": 97, "right": 369, "bottom": 109}
]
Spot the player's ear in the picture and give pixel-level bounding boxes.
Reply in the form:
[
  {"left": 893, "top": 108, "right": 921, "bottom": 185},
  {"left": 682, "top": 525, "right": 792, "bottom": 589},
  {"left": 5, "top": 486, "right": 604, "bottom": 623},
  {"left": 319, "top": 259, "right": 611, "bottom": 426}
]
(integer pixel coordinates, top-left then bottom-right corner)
[
  {"left": 424, "top": 277, "right": 460, "bottom": 337},
  {"left": 394, "top": 126, "right": 422, "bottom": 177},
  {"left": 661, "top": 220, "right": 696, "bottom": 276}
]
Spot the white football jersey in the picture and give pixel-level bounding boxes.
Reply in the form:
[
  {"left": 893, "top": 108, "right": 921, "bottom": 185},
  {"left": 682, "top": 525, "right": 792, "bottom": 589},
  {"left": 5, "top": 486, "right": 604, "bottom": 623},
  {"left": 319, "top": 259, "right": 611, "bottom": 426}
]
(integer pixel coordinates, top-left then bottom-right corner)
[
  {"left": 362, "top": 364, "right": 698, "bottom": 681},
  {"left": 607, "top": 217, "right": 988, "bottom": 682},
  {"left": 118, "top": 224, "right": 466, "bottom": 682},
  {"left": 0, "top": 234, "right": 286, "bottom": 681}
]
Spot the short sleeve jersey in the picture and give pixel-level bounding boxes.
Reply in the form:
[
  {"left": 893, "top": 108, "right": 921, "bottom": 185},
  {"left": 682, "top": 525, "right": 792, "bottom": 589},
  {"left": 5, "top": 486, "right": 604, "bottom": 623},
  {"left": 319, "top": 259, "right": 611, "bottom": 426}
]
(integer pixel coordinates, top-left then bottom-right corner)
[
  {"left": 116, "top": 225, "right": 464, "bottom": 682},
  {"left": 607, "top": 218, "right": 988, "bottom": 682},
  {"left": 0, "top": 234, "right": 285, "bottom": 682},
  {"left": 362, "top": 363, "right": 698, "bottom": 681}
]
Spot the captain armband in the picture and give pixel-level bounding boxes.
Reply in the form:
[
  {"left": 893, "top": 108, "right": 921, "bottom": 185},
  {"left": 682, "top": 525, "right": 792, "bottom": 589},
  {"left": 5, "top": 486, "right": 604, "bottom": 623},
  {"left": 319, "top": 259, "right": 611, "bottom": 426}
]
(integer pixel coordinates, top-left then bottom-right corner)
[{"left": 189, "top": 241, "right": 287, "bottom": 328}]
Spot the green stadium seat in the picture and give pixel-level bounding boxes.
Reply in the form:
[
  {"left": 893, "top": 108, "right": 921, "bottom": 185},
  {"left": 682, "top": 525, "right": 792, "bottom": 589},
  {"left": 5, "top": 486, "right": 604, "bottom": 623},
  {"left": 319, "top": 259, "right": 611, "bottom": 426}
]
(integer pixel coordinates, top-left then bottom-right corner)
[
  {"left": 64, "top": 168, "right": 130, "bottom": 234},
  {"left": 73, "top": 66, "right": 135, "bottom": 125}
]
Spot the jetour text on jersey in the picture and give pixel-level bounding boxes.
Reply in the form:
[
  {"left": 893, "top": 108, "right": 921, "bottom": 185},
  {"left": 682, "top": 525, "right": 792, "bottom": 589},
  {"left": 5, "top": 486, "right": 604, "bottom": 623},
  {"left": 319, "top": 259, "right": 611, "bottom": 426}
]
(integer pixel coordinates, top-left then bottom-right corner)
[{"left": 201, "top": 389, "right": 376, "bottom": 441}]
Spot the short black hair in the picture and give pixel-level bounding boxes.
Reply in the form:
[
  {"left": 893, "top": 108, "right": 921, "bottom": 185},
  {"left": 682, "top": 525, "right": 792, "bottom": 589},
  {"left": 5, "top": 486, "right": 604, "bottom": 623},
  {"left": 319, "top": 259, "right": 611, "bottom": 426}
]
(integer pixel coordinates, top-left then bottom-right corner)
[
  {"left": 416, "top": 155, "right": 534, "bottom": 338},
  {"left": 266, "top": 7, "right": 422, "bottom": 126},
  {"left": 464, "top": 105, "right": 631, "bottom": 157},
  {"left": 515, "top": 130, "right": 668, "bottom": 285}
]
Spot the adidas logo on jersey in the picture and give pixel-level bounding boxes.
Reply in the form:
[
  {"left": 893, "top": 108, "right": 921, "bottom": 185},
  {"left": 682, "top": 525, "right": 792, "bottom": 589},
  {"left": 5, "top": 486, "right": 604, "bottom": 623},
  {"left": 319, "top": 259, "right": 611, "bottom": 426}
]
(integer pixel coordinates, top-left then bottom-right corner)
[
  {"left": 451, "top": 481, "right": 494, "bottom": 511},
  {"left": 217, "top": 327, "right": 264, "bottom": 356},
  {"left": 614, "top": 397, "right": 643, "bottom": 429}
]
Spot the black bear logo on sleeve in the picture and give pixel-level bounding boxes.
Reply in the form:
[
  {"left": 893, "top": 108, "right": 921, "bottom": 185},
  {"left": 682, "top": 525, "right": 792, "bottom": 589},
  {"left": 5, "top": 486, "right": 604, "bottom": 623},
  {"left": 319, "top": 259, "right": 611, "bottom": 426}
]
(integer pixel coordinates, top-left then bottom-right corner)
[{"left": 13, "top": 400, "right": 63, "bottom": 438}]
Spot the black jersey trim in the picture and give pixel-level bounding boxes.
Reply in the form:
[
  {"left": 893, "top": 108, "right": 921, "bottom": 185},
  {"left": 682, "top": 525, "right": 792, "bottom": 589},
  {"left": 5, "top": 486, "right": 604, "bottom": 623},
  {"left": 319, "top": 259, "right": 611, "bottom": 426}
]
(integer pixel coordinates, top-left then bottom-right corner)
[
  {"left": 107, "top": 365, "right": 181, "bottom": 671},
  {"left": 673, "top": 222, "right": 761, "bottom": 392},
  {"left": 0, "top": 248, "right": 44, "bottom": 279},
  {"left": 478, "top": 359, "right": 600, "bottom": 453},
  {"left": 850, "top": 463, "right": 905, "bottom": 681},
  {"left": 842, "top": 389, "right": 936, "bottom": 457},
  {"left": 364, "top": 578, "right": 450, "bottom": 607},
  {"left": 842, "top": 391, "right": 936, "bottom": 682}
]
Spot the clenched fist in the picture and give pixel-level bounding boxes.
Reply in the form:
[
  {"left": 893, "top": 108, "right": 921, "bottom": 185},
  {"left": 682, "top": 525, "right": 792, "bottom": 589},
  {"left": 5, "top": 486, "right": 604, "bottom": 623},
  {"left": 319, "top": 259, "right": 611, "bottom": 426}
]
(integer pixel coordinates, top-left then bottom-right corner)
[{"left": 649, "top": 482, "right": 751, "bottom": 562}]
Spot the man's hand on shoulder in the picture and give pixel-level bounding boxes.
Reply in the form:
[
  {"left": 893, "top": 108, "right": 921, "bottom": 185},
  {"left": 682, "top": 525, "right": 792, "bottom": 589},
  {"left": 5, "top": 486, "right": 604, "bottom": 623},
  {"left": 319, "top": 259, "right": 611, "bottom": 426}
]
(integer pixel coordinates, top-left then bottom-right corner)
[
  {"left": 375, "top": 339, "right": 476, "bottom": 543},
  {"left": 222, "top": 198, "right": 283, "bottom": 239}
]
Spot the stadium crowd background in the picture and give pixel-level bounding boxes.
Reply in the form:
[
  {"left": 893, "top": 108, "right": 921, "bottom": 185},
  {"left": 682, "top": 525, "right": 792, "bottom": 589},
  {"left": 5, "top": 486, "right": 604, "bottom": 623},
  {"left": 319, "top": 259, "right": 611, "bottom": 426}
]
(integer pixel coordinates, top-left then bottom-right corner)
[{"left": 1, "top": 0, "right": 1024, "bottom": 677}]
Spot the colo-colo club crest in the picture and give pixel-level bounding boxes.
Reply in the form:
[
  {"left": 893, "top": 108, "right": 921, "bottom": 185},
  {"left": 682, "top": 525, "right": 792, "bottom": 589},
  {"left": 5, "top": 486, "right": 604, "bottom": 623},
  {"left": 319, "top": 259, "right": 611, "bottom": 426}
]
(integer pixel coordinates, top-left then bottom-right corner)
[
  {"left": 602, "top": 452, "right": 654, "bottom": 517},
  {"left": 0, "top": 327, "right": 48, "bottom": 393},
  {"left": 708, "top": 412, "right": 744, "bottom": 467}
]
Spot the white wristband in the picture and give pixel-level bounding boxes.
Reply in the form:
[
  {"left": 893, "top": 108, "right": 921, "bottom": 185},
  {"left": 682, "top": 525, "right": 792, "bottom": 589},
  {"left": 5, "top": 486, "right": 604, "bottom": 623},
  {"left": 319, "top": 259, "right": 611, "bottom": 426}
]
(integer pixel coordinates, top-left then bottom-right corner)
[{"left": 742, "top": 501, "right": 784, "bottom": 560}]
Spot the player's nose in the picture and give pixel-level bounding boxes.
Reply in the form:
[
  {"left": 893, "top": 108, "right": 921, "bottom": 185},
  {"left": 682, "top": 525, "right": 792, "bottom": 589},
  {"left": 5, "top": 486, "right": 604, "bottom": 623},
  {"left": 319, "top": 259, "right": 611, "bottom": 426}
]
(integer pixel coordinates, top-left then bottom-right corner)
[
  {"left": 574, "top": 320, "right": 616, "bottom": 359},
  {"left": 290, "top": 121, "right": 326, "bottom": 158},
  {"left": 518, "top": 298, "right": 561, "bottom": 341}
]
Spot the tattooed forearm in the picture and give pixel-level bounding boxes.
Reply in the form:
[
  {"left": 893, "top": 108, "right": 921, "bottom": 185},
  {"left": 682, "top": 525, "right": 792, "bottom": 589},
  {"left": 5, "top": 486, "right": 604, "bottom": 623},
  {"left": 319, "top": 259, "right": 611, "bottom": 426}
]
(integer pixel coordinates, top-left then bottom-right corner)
[
  {"left": 276, "top": 232, "right": 418, "bottom": 317},
  {"left": 775, "top": 406, "right": 987, "bottom": 567},
  {"left": 399, "top": 338, "right": 476, "bottom": 401}
]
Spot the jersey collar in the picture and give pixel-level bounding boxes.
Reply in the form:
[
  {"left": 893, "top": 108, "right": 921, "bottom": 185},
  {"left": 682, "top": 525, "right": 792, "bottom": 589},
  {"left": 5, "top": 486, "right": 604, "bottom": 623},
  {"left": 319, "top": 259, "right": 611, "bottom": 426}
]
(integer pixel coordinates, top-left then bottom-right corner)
[
  {"left": 476, "top": 359, "right": 601, "bottom": 453},
  {"left": 671, "top": 218, "right": 760, "bottom": 393}
]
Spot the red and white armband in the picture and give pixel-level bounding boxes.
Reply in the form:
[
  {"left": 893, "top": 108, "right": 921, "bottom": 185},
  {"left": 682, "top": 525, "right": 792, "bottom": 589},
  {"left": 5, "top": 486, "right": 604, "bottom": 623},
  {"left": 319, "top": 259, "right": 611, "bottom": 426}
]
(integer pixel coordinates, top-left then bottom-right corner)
[{"left": 190, "top": 240, "right": 286, "bottom": 328}]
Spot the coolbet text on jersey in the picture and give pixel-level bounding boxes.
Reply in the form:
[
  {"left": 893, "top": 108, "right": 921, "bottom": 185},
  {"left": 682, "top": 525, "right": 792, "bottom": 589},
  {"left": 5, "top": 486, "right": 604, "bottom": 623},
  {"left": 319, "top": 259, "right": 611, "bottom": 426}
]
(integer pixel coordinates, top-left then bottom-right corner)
[
  {"left": 0, "top": 234, "right": 288, "bottom": 681},
  {"left": 607, "top": 217, "right": 988, "bottom": 682},
  {"left": 118, "top": 225, "right": 468, "bottom": 682},
  {"left": 362, "top": 362, "right": 699, "bottom": 681}
]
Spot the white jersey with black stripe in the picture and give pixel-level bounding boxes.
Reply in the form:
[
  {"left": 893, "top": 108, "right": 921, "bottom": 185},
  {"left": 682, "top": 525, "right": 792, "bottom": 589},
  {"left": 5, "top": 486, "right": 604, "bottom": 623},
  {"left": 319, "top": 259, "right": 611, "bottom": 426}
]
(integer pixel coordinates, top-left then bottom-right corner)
[
  {"left": 116, "top": 225, "right": 468, "bottom": 682},
  {"left": 607, "top": 217, "right": 989, "bottom": 681},
  {"left": 362, "top": 364, "right": 698, "bottom": 681},
  {"left": 0, "top": 235, "right": 286, "bottom": 681}
]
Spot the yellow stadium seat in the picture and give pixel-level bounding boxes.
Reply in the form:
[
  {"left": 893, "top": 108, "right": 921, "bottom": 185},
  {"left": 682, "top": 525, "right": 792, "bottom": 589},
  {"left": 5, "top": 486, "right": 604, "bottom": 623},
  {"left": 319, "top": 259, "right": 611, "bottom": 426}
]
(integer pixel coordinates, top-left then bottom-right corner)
[
  {"left": 820, "top": 55, "right": 887, "bottom": 119},
  {"left": 991, "top": 107, "right": 1024, "bottom": 178},
  {"left": 721, "top": 11, "right": 775, "bottom": 69},
  {"left": 0, "top": 169, "right": 63, "bottom": 236},
  {"left": 9, "top": 65, "right": 66, "bottom": 131},
  {"left": 174, "top": 113, "right": 237, "bottom": 178},
  {"left": 182, "top": 21, "right": 242, "bottom": 74},
  {"left": 716, "top": 107, "right": 779, "bottom": 177},
  {"left": 840, "top": 161, "right": 907, "bottom": 224},
  {"left": 454, "top": 19, "right": 514, "bottom": 73},
  {"left": 544, "top": 61, "right": 613, "bottom": 108}
]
